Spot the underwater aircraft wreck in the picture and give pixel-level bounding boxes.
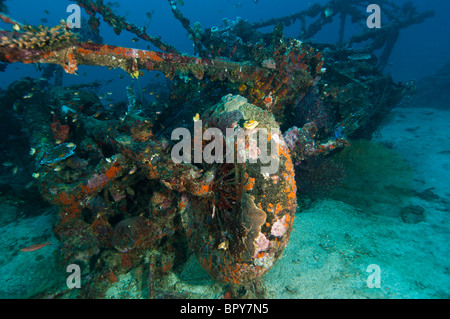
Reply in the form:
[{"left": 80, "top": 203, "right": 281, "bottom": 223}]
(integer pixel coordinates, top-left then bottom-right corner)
[{"left": 0, "top": 0, "right": 432, "bottom": 298}]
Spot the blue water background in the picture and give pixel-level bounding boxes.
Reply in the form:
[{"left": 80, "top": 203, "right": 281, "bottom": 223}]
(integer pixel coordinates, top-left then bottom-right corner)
[{"left": 0, "top": 0, "right": 449, "bottom": 101}]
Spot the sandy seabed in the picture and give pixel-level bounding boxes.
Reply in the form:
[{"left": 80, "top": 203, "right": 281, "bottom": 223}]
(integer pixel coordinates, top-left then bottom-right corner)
[
  {"left": 1, "top": 107, "right": 449, "bottom": 299},
  {"left": 262, "top": 106, "right": 450, "bottom": 298}
]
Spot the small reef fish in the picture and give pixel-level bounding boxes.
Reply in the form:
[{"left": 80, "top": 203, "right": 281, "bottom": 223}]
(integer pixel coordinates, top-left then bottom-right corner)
[
  {"left": 20, "top": 242, "right": 50, "bottom": 252},
  {"left": 218, "top": 240, "right": 229, "bottom": 250},
  {"left": 146, "top": 10, "right": 155, "bottom": 22},
  {"left": 193, "top": 113, "right": 200, "bottom": 122},
  {"left": 244, "top": 120, "right": 258, "bottom": 129},
  {"left": 106, "top": 1, "right": 120, "bottom": 8},
  {"left": 348, "top": 53, "right": 372, "bottom": 61}
]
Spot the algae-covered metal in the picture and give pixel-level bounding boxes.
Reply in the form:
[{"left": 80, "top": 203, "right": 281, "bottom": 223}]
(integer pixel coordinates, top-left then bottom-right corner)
[{"left": 181, "top": 95, "right": 297, "bottom": 284}]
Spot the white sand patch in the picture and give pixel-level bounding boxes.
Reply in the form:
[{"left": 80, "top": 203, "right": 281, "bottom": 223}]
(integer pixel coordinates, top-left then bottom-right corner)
[{"left": 262, "top": 106, "right": 450, "bottom": 298}]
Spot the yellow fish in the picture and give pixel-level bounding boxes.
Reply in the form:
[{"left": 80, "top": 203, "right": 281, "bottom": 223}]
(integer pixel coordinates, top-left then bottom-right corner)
[
  {"left": 218, "top": 240, "right": 229, "bottom": 250},
  {"left": 130, "top": 70, "right": 140, "bottom": 79},
  {"left": 244, "top": 120, "right": 258, "bottom": 129},
  {"left": 193, "top": 113, "right": 200, "bottom": 121}
]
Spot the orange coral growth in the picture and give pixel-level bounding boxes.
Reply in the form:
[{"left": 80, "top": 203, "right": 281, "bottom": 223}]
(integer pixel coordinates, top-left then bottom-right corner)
[
  {"left": 50, "top": 117, "right": 70, "bottom": 143},
  {"left": 108, "top": 271, "right": 118, "bottom": 283},
  {"left": 162, "top": 261, "right": 172, "bottom": 273},
  {"left": 274, "top": 203, "right": 283, "bottom": 215},
  {"left": 54, "top": 191, "right": 82, "bottom": 222},
  {"left": 105, "top": 164, "right": 122, "bottom": 179},
  {"left": 245, "top": 177, "right": 255, "bottom": 191},
  {"left": 76, "top": 47, "right": 91, "bottom": 56},
  {"left": 287, "top": 190, "right": 296, "bottom": 200},
  {"left": 146, "top": 163, "right": 159, "bottom": 179},
  {"left": 131, "top": 126, "right": 153, "bottom": 142},
  {"left": 191, "top": 184, "right": 211, "bottom": 196},
  {"left": 142, "top": 50, "right": 163, "bottom": 62},
  {"left": 92, "top": 216, "right": 108, "bottom": 229},
  {"left": 285, "top": 157, "right": 294, "bottom": 175},
  {"left": 63, "top": 51, "right": 78, "bottom": 74},
  {"left": 121, "top": 253, "right": 132, "bottom": 268}
]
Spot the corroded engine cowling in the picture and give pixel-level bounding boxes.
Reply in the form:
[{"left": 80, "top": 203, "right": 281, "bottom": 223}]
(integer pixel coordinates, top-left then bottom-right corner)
[{"left": 181, "top": 95, "right": 297, "bottom": 285}]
